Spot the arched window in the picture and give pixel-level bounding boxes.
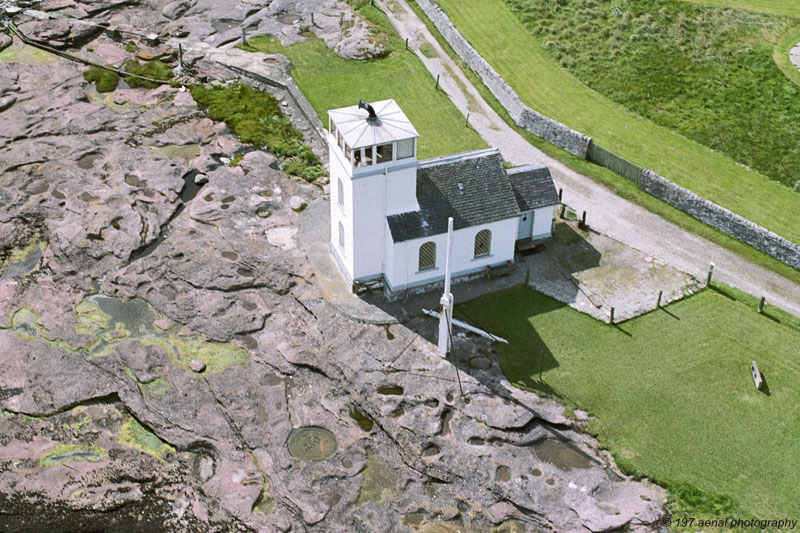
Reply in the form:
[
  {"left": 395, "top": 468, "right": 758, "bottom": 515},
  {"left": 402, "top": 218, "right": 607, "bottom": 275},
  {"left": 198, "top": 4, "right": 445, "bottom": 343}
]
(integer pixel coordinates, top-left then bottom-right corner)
[
  {"left": 338, "top": 221, "right": 345, "bottom": 251},
  {"left": 474, "top": 229, "right": 491, "bottom": 258},
  {"left": 337, "top": 179, "right": 344, "bottom": 207},
  {"left": 418, "top": 241, "right": 436, "bottom": 271}
]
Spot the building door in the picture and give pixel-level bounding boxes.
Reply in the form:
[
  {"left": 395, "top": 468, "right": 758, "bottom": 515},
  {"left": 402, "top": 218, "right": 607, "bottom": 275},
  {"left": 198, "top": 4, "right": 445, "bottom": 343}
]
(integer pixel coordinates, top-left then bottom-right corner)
[{"left": 517, "top": 211, "right": 533, "bottom": 240}]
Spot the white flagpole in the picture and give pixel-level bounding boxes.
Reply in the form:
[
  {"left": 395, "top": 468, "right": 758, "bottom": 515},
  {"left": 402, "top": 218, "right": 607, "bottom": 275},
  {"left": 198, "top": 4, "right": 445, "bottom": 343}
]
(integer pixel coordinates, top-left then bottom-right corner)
[{"left": 438, "top": 217, "right": 454, "bottom": 358}]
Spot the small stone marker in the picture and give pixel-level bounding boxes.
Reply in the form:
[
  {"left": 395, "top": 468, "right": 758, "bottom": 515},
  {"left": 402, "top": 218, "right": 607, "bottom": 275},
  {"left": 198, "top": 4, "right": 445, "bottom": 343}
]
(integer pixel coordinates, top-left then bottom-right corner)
[
  {"left": 190, "top": 359, "right": 206, "bottom": 373},
  {"left": 145, "top": 33, "right": 159, "bottom": 47},
  {"left": 751, "top": 361, "right": 762, "bottom": 390}
]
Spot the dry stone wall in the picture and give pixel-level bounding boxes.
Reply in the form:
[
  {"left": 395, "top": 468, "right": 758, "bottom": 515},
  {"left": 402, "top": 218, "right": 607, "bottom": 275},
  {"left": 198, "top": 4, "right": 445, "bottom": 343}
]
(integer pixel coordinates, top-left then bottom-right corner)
[
  {"left": 640, "top": 170, "right": 800, "bottom": 269},
  {"left": 415, "top": 0, "right": 590, "bottom": 158}
]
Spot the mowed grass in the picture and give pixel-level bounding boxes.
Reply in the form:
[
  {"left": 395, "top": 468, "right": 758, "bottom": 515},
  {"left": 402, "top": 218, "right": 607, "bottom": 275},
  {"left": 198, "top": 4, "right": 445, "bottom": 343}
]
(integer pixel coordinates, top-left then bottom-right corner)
[
  {"left": 459, "top": 284, "right": 800, "bottom": 522},
  {"left": 242, "top": 4, "right": 485, "bottom": 160},
  {"left": 433, "top": 0, "right": 800, "bottom": 244},
  {"left": 681, "top": 0, "right": 800, "bottom": 17}
]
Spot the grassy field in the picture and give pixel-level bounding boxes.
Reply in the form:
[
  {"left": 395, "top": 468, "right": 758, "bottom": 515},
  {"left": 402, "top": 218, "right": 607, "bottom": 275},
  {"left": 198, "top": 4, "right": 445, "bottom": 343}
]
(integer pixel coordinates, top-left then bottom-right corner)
[
  {"left": 432, "top": 0, "right": 800, "bottom": 245},
  {"left": 242, "top": 3, "right": 485, "bottom": 160},
  {"left": 459, "top": 284, "right": 800, "bottom": 523},
  {"left": 506, "top": 0, "right": 800, "bottom": 191}
]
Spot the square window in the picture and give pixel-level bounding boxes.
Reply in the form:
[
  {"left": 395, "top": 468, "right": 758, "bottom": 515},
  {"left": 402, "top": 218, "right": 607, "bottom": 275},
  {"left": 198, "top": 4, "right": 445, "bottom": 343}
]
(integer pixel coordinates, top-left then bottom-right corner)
[
  {"left": 397, "top": 138, "right": 414, "bottom": 160},
  {"left": 364, "top": 146, "right": 374, "bottom": 166},
  {"left": 376, "top": 143, "right": 393, "bottom": 163},
  {"left": 354, "top": 147, "right": 363, "bottom": 167}
]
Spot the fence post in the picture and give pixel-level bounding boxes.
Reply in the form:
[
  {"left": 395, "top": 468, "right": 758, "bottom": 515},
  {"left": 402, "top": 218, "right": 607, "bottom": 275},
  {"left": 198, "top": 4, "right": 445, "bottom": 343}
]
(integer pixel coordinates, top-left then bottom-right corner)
[
  {"left": 758, "top": 296, "right": 765, "bottom": 314},
  {"left": 657, "top": 290, "right": 662, "bottom": 308},
  {"left": 241, "top": 27, "right": 247, "bottom": 46},
  {"left": 435, "top": 74, "right": 440, "bottom": 90},
  {"left": 610, "top": 307, "right": 615, "bottom": 325},
  {"left": 465, "top": 113, "right": 470, "bottom": 127},
  {"left": 558, "top": 188, "right": 563, "bottom": 202},
  {"left": 405, "top": 37, "right": 408, "bottom": 50},
  {"left": 706, "top": 262, "right": 715, "bottom": 286},
  {"left": 579, "top": 210, "right": 587, "bottom": 229}
]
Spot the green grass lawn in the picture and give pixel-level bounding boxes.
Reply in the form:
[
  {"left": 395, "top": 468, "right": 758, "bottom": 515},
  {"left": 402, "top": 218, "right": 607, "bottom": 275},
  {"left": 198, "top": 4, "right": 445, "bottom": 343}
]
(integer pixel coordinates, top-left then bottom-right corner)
[
  {"left": 459, "top": 284, "right": 800, "bottom": 523},
  {"left": 433, "top": 0, "right": 800, "bottom": 245},
  {"left": 241, "top": 3, "right": 485, "bottom": 160},
  {"left": 681, "top": 0, "right": 800, "bottom": 17}
]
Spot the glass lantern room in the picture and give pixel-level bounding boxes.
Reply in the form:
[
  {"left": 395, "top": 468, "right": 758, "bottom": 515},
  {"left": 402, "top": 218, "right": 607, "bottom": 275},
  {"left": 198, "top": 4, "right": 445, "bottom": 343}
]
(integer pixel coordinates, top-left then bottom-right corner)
[{"left": 328, "top": 99, "right": 419, "bottom": 171}]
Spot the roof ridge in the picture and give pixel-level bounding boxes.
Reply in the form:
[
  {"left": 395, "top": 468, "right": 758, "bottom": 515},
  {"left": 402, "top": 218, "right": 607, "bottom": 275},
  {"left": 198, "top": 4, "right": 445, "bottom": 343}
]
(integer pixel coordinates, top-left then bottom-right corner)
[
  {"left": 418, "top": 148, "right": 501, "bottom": 169},
  {"left": 507, "top": 164, "right": 548, "bottom": 175}
]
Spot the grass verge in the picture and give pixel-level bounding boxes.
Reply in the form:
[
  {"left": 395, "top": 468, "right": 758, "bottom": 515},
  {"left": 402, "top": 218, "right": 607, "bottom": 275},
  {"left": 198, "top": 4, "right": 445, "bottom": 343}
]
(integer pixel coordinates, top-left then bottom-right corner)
[
  {"left": 189, "top": 83, "right": 325, "bottom": 181},
  {"left": 239, "top": 2, "right": 486, "bottom": 160},
  {"left": 406, "top": 0, "right": 800, "bottom": 286},
  {"left": 458, "top": 284, "right": 800, "bottom": 524},
  {"left": 679, "top": 0, "right": 800, "bottom": 16},
  {"left": 774, "top": 23, "right": 800, "bottom": 87},
  {"left": 431, "top": 0, "right": 800, "bottom": 244}
]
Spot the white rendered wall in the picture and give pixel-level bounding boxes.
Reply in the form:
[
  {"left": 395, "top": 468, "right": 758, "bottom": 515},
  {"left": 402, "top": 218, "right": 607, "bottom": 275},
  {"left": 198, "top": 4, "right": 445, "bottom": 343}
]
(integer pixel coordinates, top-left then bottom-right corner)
[
  {"left": 351, "top": 175, "right": 388, "bottom": 280},
  {"left": 328, "top": 133, "right": 355, "bottom": 280},
  {"left": 385, "top": 217, "right": 518, "bottom": 291},
  {"left": 383, "top": 164, "right": 420, "bottom": 215},
  {"left": 532, "top": 206, "right": 556, "bottom": 239}
]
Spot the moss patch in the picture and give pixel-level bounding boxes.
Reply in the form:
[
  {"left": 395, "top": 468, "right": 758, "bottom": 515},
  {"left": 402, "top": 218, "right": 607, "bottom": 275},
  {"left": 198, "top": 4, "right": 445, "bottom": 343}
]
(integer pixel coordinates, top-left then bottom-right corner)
[
  {"left": 118, "top": 417, "right": 174, "bottom": 460},
  {"left": 40, "top": 444, "right": 107, "bottom": 468},
  {"left": 123, "top": 59, "right": 174, "bottom": 89},
  {"left": 357, "top": 454, "right": 398, "bottom": 505},
  {"left": 189, "top": 83, "right": 325, "bottom": 182},
  {"left": 83, "top": 66, "right": 119, "bottom": 93}
]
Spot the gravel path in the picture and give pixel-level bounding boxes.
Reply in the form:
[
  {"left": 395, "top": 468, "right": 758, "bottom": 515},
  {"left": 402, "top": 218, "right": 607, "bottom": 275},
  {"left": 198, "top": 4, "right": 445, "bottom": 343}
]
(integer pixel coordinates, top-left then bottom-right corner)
[
  {"left": 791, "top": 42, "right": 800, "bottom": 71},
  {"left": 378, "top": 0, "right": 800, "bottom": 318}
]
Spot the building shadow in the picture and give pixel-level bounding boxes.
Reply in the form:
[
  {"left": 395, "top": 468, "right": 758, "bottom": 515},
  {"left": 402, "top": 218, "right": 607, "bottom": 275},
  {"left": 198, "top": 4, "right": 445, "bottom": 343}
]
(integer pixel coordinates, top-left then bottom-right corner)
[{"left": 550, "top": 223, "right": 602, "bottom": 276}]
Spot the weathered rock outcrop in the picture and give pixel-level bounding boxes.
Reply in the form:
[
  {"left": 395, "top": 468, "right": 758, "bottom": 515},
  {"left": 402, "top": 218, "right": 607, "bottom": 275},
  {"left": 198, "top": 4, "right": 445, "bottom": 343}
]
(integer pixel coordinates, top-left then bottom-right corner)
[{"left": 0, "top": 2, "right": 666, "bottom": 531}]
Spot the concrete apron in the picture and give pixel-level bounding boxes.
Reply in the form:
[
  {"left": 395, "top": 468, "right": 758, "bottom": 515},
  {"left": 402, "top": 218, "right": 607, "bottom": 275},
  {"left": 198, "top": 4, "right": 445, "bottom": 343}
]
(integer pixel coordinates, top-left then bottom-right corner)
[{"left": 299, "top": 200, "right": 700, "bottom": 326}]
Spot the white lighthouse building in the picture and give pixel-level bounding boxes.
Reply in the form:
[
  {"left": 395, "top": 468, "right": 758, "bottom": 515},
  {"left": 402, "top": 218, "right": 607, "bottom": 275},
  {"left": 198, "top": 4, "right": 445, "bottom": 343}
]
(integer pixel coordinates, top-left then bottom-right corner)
[{"left": 327, "top": 99, "right": 559, "bottom": 298}]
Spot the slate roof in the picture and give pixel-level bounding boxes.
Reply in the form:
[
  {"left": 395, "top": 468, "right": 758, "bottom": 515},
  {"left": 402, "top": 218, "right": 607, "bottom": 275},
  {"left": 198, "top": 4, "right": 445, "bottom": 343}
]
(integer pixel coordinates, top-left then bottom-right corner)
[
  {"left": 328, "top": 99, "right": 419, "bottom": 149},
  {"left": 387, "top": 149, "right": 521, "bottom": 242},
  {"left": 507, "top": 165, "right": 560, "bottom": 212}
]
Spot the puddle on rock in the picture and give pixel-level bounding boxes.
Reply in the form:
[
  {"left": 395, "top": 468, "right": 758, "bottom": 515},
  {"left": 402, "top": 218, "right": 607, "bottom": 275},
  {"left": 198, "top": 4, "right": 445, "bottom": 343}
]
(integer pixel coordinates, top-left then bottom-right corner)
[
  {"left": 496, "top": 465, "right": 511, "bottom": 482},
  {"left": 533, "top": 439, "right": 593, "bottom": 471},
  {"left": 10, "top": 295, "right": 248, "bottom": 375},
  {"left": 153, "top": 144, "right": 201, "bottom": 163},
  {"left": 377, "top": 385, "right": 403, "bottom": 395},
  {"left": 0, "top": 241, "right": 44, "bottom": 280},
  {"left": 77, "top": 152, "right": 103, "bottom": 169},
  {"left": 349, "top": 407, "right": 373, "bottom": 432}
]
